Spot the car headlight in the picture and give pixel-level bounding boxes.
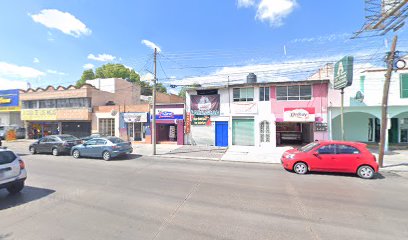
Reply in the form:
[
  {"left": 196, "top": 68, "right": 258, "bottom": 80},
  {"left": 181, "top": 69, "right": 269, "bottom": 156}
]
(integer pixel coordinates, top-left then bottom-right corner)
[{"left": 287, "top": 154, "right": 295, "bottom": 159}]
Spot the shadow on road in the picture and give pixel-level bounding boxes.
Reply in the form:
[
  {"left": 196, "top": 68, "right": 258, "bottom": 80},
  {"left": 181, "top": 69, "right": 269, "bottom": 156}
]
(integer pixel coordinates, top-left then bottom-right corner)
[
  {"left": 307, "top": 171, "right": 386, "bottom": 180},
  {"left": 0, "top": 186, "right": 55, "bottom": 210},
  {"left": 0, "top": 233, "right": 12, "bottom": 240},
  {"left": 110, "top": 154, "right": 143, "bottom": 161}
]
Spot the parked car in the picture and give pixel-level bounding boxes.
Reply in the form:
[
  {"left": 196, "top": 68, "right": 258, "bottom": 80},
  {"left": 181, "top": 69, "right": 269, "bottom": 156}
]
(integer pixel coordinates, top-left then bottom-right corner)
[
  {"left": 0, "top": 147, "right": 27, "bottom": 194},
  {"left": 80, "top": 133, "right": 108, "bottom": 142},
  {"left": 29, "top": 135, "right": 81, "bottom": 156},
  {"left": 281, "top": 141, "right": 379, "bottom": 179},
  {"left": 71, "top": 137, "right": 133, "bottom": 161}
]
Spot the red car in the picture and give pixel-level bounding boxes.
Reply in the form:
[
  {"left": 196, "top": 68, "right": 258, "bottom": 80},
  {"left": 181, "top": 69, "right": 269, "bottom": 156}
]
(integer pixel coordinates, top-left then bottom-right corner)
[{"left": 281, "top": 141, "right": 379, "bottom": 179}]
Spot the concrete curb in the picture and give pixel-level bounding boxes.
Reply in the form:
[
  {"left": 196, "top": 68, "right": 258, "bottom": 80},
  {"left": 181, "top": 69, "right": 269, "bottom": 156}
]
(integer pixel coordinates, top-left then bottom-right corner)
[{"left": 145, "top": 154, "right": 220, "bottom": 161}]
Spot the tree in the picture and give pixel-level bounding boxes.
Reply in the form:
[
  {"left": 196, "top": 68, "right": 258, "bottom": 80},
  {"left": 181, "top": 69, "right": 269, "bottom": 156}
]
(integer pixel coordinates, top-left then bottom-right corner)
[
  {"left": 178, "top": 83, "right": 201, "bottom": 98},
  {"left": 156, "top": 83, "right": 167, "bottom": 93},
  {"left": 76, "top": 69, "right": 96, "bottom": 87}
]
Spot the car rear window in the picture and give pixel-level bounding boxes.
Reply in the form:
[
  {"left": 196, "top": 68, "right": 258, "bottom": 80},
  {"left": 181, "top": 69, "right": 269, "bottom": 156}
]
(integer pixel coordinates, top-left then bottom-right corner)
[
  {"left": 107, "top": 137, "right": 124, "bottom": 143},
  {"left": 0, "top": 151, "right": 17, "bottom": 164},
  {"left": 59, "top": 135, "right": 79, "bottom": 141}
]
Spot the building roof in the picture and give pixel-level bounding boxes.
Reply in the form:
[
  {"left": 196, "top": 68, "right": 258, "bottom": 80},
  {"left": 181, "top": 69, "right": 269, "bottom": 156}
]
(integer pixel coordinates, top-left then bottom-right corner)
[{"left": 21, "top": 83, "right": 97, "bottom": 93}]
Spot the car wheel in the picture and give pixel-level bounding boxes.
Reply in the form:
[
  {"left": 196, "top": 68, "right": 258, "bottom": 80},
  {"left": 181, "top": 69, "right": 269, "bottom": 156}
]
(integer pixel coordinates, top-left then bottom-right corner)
[
  {"left": 7, "top": 181, "right": 25, "bottom": 194},
  {"left": 357, "top": 165, "right": 374, "bottom": 179},
  {"left": 293, "top": 162, "right": 308, "bottom": 175},
  {"left": 29, "top": 147, "right": 36, "bottom": 154},
  {"left": 72, "top": 149, "right": 80, "bottom": 159},
  {"left": 52, "top": 148, "right": 59, "bottom": 156},
  {"left": 102, "top": 151, "right": 111, "bottom": 161}
]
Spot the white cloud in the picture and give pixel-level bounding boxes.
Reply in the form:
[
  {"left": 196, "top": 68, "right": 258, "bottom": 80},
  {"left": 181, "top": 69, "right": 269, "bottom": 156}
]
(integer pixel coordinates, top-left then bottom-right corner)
[
  {"left": 238, "top": 0, "right": 256, "bottom": 7},
  {"left": 124, "top": 65, "right": 133, "bottom": 70},
  {"left": 47, "top": 31, "right": 55, "bottom": 42},
  {"left": 83, "top": 63, "right": 95, "bottom": 69},
  {"left": 0, "top": 78, "right": 28, "bottom": 90},
  {"left": 141, "top": 40, "right": 161, "bottom": 52},
  {"left": 88, "top": 53, "right": 116, "bottom": 62},
  {"left": 0, "top": 61, "right": 45, "bottom": 79},
  {"left": 237, "top": 0, "right": 297, "bottom": 27},
  {"left": 33, "top": 58, "right": 40, "bottom": 63},
  {"left": 30, "top": 9, "right": 91, "bottom": 38},
  {"left": 46, "top": 69, "right": 66, "bottom": 75},
  {"left": 291, "top": 33, "right": 350, "bottom": 43},
  {"left": 140, "top": 73, "right": 154, "bottom": 82}
]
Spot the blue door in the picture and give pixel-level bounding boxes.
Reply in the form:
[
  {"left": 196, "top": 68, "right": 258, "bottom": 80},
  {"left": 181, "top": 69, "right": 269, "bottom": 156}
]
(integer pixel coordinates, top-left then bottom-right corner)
[{"left": 215, "top": 121, "right": 228, "bottom": 147}]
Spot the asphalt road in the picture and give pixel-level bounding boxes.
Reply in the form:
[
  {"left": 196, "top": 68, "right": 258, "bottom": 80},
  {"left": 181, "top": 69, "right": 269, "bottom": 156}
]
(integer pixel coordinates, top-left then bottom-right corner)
[{"left": 1, "top": 141, "right": 407, "bottom": 240}]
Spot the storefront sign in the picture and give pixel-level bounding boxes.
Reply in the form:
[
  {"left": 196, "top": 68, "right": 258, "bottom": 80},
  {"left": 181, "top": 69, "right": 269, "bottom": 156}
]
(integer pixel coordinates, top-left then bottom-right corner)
[
  {"left": 334, "top": 56, "right": 354, "bottom": 89},
  {"left": 155, "top": 108, "right": 184, "bottom": 120},
  {"left": 124, "top": 112, "right": 147, "bottom": 122},
  {"left": 190, "top": 95, "right": 220, "bottom": 116},
  {"left": 231, "top": 102, "right": 257, "bottom": 114},
  {"left": 21, "top": 109, "right": 57, "bottom": 121},
  {"left": 315, "top": 122, "right": 328, "bottom": 131},
  {"left": 185, "top": 112, "right": 191, "bottom": 133},
  {"left": 0, "top": 89, "right": 20, "bottom": 112},
  {"left": 283, "top": 108, "right": 315, "bottom": 122},
  {"left": 192, "top": 115, "right": 211, "bottom": 125}
]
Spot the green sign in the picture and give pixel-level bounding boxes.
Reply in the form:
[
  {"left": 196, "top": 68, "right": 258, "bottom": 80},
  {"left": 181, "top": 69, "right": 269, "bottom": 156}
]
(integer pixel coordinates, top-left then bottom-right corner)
[
  {"left": 192, "top": 115, "right": 211, "bottom": 125},
  {"left": 334, "top": 56, "right": 354, "bottom": 90}
]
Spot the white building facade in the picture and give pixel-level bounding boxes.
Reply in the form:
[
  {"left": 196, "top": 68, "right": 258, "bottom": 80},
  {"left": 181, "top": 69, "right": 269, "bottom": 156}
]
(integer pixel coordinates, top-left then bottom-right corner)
[{"left": 329, "top": 68, "right": 408, "bottom": 144}]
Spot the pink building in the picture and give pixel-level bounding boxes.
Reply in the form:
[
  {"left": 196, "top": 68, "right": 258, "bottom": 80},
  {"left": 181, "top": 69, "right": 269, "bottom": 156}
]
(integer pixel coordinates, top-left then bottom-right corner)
[{"left": 270, "top": 81, "right": 330, "bottom": 145}]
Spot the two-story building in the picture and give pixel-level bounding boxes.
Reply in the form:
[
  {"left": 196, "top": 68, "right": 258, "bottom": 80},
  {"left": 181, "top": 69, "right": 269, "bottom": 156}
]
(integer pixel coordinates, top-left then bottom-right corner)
[
  {"left": 185, "top": 71, "right": 330, "bottom": 147},
  {"left": 21, "top": 78, "right": 141, "bottom": 139},
  {"left": 329, "top": 68, "right": 408, "bottom": 144}
]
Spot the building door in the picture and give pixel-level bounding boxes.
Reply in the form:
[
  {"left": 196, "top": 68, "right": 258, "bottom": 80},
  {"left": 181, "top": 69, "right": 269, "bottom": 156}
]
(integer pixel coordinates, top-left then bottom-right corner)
[
  {"left": 260, "top": 120, "right": 270, "bottom": 146},
  {"left": 134, "top": 123, "right": 142, "bottom": 141},
  {"left": 215, "top": 121, "right": 228, "bottom": 147},
  {"left": 232, "top": 119, "right": 254, "bottom": 146},
  {"left": 389, "top": 118, "right": 399, "bottom": 143}
]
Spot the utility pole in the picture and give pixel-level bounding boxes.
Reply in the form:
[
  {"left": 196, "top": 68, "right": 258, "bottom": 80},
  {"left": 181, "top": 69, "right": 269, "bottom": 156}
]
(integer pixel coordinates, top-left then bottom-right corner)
[
  {"left": 378, "top": 35, "right": 398, "bottom": 168},
  {"left": 340, "top": 88, "right": 345, "bottom": 141},
  {"left": 152, "top": 48, "right": 157, "bottom": 155}
]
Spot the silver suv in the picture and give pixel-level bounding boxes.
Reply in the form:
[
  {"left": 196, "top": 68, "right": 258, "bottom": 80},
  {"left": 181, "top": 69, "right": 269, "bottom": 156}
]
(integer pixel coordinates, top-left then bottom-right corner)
[{"left": 0, "top": 148, "right": 27, "bottom": 194}]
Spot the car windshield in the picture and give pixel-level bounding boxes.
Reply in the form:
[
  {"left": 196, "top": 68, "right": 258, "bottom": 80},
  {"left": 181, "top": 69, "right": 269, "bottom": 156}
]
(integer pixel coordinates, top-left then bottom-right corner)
[
  {"left": 59, "top": 135, "right": 79, "bottom": 141},
  {"left": 108, "top": 137, "right": 124, "bottom": 143},
  {"left": 0, "top": 151, "right": 17, "bottom": 164},
  {"left": 299, "top": 142, "right": 320, "bottom": 152}
]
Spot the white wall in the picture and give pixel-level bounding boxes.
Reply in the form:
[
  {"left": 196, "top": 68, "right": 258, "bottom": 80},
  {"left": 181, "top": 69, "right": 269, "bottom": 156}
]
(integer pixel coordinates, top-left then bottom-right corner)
[{"left": 0, "top": 112, "right": 22, "bottom": 127}]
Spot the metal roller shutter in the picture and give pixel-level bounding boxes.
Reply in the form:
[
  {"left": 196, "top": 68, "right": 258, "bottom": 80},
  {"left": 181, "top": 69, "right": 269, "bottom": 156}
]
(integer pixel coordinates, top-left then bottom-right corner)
[{"left": 232, "top": 119, "right": 254, "bottom": 146}]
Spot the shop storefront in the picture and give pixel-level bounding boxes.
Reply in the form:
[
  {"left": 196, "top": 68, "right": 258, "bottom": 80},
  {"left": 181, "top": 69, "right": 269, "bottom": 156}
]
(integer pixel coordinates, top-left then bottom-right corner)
[
  {"left": 123, "top": 112, "right": 148, "bottom": 142},
  {"left": 154, "top": 105, "right": 184, "bottom": 145},
  {"left": 276, "top": 108, "right": 315, "bottom": 145}
]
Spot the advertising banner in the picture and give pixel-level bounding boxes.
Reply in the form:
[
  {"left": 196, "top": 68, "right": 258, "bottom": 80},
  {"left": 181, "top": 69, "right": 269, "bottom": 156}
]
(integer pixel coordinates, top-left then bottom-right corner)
[
  {"left": 190, "top": 95, "right": 220, "bottom": 116},
  {"left": 334, "top": 56, "right": 354, "bottom": 90},
  {"left": 0, "top": 89, "right": 20, "bottom": 112},
  {"left": 283, "top": 108, "right": 315, "bottom": 122},
  {"left": 185, "top": 112, "right": 191, "bottom": 133},
  {"left": 192, "top": 115, "right": 211, "bottom": 125},
  {"left": 21, "top": 109, "right": 57, "bottom": 121},
  {"left": 124, "top": 112, "right": 148, "bottom": 122},
  {"left": 155, "top": 108, "right": 184, "bottom": 120}
]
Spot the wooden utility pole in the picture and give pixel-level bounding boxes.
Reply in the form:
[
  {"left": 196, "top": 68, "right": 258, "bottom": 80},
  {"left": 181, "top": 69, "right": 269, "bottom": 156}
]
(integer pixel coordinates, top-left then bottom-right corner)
[
  {"left": 152, "top": 48, "right": 157, "bottom": 155},
  {"left": 378, "top": 35, "right": 398, "bottom": 168}
]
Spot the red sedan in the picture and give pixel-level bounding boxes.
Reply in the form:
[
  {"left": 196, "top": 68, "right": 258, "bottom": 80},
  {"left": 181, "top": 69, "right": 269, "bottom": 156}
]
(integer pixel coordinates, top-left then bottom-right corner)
[{"left": 281, "top": 141, "right": 379, "bottom": 179}]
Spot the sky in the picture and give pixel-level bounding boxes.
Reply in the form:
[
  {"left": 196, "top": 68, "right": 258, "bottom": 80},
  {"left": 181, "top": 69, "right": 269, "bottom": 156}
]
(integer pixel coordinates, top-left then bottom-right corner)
[{"left": 1, "top": 0, "right": 408, "bottom": 94}]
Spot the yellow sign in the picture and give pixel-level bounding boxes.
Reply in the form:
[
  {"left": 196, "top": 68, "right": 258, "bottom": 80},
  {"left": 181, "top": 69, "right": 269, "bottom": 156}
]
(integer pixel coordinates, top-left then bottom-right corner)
[
  {"left": 0, "top": 97, "right": 11, "bottom": 104},
  {"left": 21, "top": 109, "right": 57, "bottom": 121},
  {"left": 0, "top": 106, "right": 21, "bottom": 112}
]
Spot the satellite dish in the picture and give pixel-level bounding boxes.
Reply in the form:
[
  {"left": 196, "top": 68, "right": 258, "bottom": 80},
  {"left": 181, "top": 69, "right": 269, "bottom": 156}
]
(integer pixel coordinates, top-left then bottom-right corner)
[
  {"left": 355, "top": 91, "right": 364, "bottom": 102},
  {"left": 111, "top": 109, "right": 118, "bottom": 116}
]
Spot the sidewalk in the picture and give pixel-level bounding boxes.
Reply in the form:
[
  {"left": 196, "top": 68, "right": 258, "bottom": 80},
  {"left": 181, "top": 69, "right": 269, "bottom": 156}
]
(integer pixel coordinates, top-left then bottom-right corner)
[{"left": 221, "top": 146, "right": 291, "bottom": 164}]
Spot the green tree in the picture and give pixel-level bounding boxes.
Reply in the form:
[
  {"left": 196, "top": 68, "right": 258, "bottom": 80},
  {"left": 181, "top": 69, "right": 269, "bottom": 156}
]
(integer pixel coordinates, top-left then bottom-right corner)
[
  {"left": 76, "top": 69, "right": 96, "bottom": 87},
  {"left": 156, "top": 83, "right": 167, "bottom": 93},
  {"left": 178, "top": 83, "right": 201, "bottom": 98}
]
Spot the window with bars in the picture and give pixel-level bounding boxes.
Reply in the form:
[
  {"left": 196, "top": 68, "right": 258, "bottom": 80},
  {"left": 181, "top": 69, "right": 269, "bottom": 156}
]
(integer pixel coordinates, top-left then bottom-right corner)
[
  {"left": 233, "top": 88, "right": 254, "bottom": 102},
  {"left": 260, "top": 121, "right": 270, "bottom": 143},
  {"left": 259, "top": 87, "right": 270, "bottom": 101},
  {"left": 99, "top": 118, "right": 115, "bottom": 136},
  {"left": 276, "top": 85, "right": 312, "bottom": 101}
]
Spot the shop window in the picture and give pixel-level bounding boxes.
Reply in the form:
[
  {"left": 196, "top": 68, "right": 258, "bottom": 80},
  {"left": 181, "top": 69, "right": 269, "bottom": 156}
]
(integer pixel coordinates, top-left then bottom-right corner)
[
  {"left": 56, "top": 98, "right": 91, "bottom": 108},
  {"left": 260, "top": 121, "right": 270, "bottom": 143},
  {"left": 259, "top": 87, "right": 270, "bottom": 101},
  {"left": 233, "top": 88, "right": 254, "bottom": 102},
  {"left": 276, "top": 85, "right": 312, "bottom": 101},
  {"left": 99, "top": 118, "right": 115, "bottom": 136},
  {"left": 400, "top": 118, "right": 408, "bottom": 143},
  {"left": 400, "top": 74, "right": 408, "bottom": 98}
]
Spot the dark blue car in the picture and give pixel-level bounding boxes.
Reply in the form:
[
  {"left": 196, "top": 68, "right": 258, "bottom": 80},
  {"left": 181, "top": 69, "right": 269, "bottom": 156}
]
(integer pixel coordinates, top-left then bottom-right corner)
[{"left": 71, "top": 137, "right": 133, "bottom": 161}]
